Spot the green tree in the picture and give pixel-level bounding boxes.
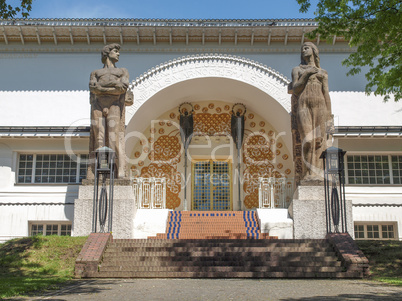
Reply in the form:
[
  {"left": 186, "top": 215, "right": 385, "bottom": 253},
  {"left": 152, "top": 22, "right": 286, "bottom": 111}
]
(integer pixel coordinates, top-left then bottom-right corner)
[
  {"left": 0, "top": 0, "right": 32, "bottom": 19},
  {"left": 297, "top": 0, "right": 402, "bottom": 101}
]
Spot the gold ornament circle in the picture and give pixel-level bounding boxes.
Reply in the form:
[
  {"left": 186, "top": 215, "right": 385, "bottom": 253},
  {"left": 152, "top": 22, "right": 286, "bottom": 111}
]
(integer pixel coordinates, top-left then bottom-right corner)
[
  {"left": 248, "top": 113, "right": 254, "bottom": 119},
  {"left": 259, "top": 121, "right": 265, "bottom": 127},
  {"left": 224, "top": 105, "right": 230, "bottom": 111},
  {"left": 285, "top": 169, "right": 291, "bottom": 175},
  {"left": 282, "top": 154, "right": 289, "bottom": 160},
  {"left": 208, "top": 103, "right": 214, "bottom": 109},
  {"left": 159, "top": 128, "right": 165, "bottom": 134},
  {"left": 169, "top": 113, "right": 176, "bottom": 119}
]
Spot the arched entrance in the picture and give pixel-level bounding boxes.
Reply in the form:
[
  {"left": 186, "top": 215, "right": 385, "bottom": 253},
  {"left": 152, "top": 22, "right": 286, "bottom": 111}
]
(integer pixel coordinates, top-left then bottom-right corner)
[{"left": 125, "top": 54, "right": 293, "bottom": 211}]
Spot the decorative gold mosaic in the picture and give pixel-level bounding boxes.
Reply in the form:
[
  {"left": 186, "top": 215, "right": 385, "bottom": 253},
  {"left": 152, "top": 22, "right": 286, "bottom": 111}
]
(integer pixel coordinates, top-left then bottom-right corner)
[
  {"left": 193, "top": 113, "right": 231, "bottom": 136},
  {"left": 130, "top": 100, "right": 293, "bottom": 210}
]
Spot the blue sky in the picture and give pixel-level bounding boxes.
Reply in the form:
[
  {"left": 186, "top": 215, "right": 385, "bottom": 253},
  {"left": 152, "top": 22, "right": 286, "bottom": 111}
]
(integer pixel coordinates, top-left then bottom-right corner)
[{"left": 23, "top": 0, "right": 319, "bottom": 19}]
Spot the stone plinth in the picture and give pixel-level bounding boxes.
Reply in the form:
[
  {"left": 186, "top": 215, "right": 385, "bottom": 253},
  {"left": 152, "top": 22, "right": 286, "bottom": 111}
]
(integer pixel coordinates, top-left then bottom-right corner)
[
  {"left": 290, "top": 185, "right": 353, "bottom": 239},
  {"left": 74, "top": 184, "right": 135, "bottom": 239},
  {"left": 133, "top": 209, "right": 170, "bottom": 239},
  {"left": 256, "top": 209, "right": 293, "bottom": 239}
]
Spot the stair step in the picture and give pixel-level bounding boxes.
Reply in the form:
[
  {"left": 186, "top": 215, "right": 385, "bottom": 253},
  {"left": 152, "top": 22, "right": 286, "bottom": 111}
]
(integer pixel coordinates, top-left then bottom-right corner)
[
  {"left": 99, "top": 260, "right": 342, "bottom": 268},
  {"left": 98, "top": 266, "right": 344, "bottom": 273},
  {"left": 84, "top": 271, "right": 358, "bottom": 279}
]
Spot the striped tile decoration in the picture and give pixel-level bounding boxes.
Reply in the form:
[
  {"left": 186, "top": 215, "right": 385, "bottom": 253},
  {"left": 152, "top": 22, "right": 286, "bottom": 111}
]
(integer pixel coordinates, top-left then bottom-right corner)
[
  {"left": 243, "top": 211, "right": 259, "bottom": 239},
  {"left": 166, "top": 211, "right": 182, "bottom": 239}
]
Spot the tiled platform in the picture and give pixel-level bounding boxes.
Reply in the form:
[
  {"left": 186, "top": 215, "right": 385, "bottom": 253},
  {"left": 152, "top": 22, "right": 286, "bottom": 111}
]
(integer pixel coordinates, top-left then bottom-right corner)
[{"left": 151, "top": 211, "right": 273, "bottom": 240}]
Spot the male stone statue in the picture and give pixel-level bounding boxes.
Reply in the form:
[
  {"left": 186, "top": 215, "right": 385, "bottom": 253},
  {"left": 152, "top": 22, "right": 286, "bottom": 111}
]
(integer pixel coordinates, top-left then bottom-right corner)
[
  {"left": 88, "top": 43, "right": 133, "bottom": 179},
  {"left": 289, "top": 42, "right": 333, "bottom": 183}
]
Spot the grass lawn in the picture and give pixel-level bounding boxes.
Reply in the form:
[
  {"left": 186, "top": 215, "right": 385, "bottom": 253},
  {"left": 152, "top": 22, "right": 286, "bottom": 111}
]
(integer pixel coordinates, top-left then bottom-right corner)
[
  {"left": 0, "top": 235, "right": 87, "bottom": 298},
  {"left": 356, "top": 240, "right": 402, "bottom": 286}
]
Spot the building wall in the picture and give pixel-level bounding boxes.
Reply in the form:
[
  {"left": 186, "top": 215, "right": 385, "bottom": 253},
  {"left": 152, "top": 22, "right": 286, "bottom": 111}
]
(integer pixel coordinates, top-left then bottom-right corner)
[{"left": 0, "top": 38, "right": 401, "bottom": 241}]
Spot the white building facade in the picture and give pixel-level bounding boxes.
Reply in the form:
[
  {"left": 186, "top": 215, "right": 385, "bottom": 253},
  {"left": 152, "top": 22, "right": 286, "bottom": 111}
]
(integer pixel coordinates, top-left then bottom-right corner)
[{"left": 0, "top": 19, "right": 401, "bottom": 242}]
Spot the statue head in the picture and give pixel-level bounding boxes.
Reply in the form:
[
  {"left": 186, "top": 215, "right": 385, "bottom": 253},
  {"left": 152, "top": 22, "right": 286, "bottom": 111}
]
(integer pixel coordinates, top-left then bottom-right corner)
[
  {"left": 101, "top": 43, "right": 121, "bottom": 65},
  {"left": 300, "top": 42, "right": 320, "bottom": 68}
]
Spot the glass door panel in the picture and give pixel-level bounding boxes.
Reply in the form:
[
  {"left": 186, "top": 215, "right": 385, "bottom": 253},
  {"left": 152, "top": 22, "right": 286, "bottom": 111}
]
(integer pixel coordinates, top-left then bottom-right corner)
[{"left": 192, "top": 160, "right": 232, "bottom": 211}]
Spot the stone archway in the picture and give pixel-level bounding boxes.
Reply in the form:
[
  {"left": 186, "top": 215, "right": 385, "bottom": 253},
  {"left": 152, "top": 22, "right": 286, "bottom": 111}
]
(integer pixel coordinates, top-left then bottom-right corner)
[
  {"left": 125, "top": 54, "right": 292, "bottom": 155},
  {"left": 127, "top": 53, "right": 291, "bottom": 121}
]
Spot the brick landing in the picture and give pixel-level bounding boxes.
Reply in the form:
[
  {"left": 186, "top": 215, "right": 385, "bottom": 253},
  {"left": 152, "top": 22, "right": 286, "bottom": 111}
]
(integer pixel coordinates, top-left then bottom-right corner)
[{"left": 151, "top": 211, "right": 274, "bottom": 240}]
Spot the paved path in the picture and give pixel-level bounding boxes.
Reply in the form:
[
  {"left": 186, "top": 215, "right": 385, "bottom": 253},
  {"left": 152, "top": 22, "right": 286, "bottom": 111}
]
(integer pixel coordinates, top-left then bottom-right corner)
[{"left": 6, "top": 279, "right": 402, "bottom": 301}]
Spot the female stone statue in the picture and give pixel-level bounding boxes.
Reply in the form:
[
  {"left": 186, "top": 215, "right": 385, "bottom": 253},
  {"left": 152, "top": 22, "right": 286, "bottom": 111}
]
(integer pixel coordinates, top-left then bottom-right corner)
[{"left": 289, "top": 42, "right": 333, "bottom": 182}]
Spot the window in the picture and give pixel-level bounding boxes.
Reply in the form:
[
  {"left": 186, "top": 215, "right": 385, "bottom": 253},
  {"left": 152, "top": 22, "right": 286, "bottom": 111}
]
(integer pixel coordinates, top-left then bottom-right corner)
[
  {"left": 346, "top": 155, "right": 402, "bottom": 185},
  {"left": 391, "top": 155, "right": 402, "bottom": 184},
  {"left": 18, "top": 154, "right": 88, "bottom": 184},
  {"left": 354, "top": 223, "right": 397, "bottom": 240},
  {"left": 354, "top": 224, "right": 365, "bottom": 239},
  {"left": 30, "top": 222, "right": 72, "bottom": 236},
  {"left": 60, "top": 225, "right": 72, "bottom": 236}
]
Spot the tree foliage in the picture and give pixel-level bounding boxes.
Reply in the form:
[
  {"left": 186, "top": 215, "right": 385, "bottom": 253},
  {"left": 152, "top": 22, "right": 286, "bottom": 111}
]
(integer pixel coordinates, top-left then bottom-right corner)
[
  {"left": 297, "top": 0, "right": 402, "bottom": 101},
  {"left": 0, "top": 0, "right": 32, "bottom": 19}
]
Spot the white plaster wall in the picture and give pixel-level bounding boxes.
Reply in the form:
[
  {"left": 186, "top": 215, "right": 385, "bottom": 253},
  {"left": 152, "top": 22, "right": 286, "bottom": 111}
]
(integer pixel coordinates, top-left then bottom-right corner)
[
  {"left": 1, "top": 91, "right": 400, "bottom": 129},
  {"left": 331, "top": 92, "right": 402, "bottom": 127},
  {"left": 0, "top": 138, "right": 86, "bottom": 242},
  {"left": 0, "top": 91, "right": 90, "bottom": 126}
]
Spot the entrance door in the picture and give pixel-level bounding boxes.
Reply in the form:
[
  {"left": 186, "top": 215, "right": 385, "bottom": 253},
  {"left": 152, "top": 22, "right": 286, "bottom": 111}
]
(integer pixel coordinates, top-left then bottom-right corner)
[{"left": 192, "top": 160, "right": 232, "bottom": 211}]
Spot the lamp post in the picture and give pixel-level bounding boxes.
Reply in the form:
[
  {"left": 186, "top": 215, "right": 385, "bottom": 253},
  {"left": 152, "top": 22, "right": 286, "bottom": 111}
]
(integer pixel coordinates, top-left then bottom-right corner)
[
  {"left": 92, "top": 146, "right": 116, "bottom": 233},
  {"left": 230, "top": 103, "right": 246, "bottom": 211},
  {"left": 320, "top": 146, "right": 347, "bottom": 234},
  {"left": 179, "top": 103, "right": 194, "bottom": 211}
]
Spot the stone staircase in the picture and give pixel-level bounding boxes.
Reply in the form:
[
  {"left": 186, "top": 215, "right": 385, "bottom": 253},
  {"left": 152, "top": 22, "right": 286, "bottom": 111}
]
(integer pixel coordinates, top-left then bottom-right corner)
[
  {"left": 92, "top": 239, "right": 357, "bottom": 278},
  {"left": 75, "top": 211, "right": 367, "bottom": 278},
  {"left": 151, "top": 211, "right": 272, "bottom": 239}
]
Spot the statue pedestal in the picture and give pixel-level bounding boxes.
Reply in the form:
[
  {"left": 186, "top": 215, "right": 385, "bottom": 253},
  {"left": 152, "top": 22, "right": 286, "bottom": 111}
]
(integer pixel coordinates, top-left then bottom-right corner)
[
  {"left": 73, "top": 181, "right": 135, "bottom": 239},
  {"left": 289, "top": 185, "right": 353, "bottom": 239},
  {"left": 290, "top": 185, "right": 327, "bottom": 239}
]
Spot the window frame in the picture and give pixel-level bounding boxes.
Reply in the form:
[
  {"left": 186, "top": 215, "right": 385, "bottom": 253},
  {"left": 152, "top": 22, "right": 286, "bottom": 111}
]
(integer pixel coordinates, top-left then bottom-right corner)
[
  {"left": 17, "top": 153, "right": 88, "bottom": 184},
  {"left": 354, "top": 222, "right": 398, "bottom": 240},
  {"left": 29, "top": 222, "right": 72, "bottom": 237},
  {"left": 345, "top": 153, "right": 402, "bottom": 185}
]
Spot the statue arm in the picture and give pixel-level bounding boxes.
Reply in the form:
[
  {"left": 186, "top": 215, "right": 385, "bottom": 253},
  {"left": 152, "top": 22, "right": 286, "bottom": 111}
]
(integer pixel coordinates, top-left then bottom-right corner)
[
  {"left": 290, "top": 66, "right": 318, "bottom": 96},
  {"left": 322, "top": 70, "right": 332, "bottom": 120},
  {"left": 89, "top": 71, "right": 118, "bottom": 94}
]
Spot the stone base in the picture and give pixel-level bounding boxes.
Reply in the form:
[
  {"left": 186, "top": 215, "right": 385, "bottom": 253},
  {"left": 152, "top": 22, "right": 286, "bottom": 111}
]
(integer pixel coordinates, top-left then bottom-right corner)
[
  {"left": 133, "top": 209, "right": 171, "bottom": 239},
  {"left": 256, "top": 209, "right": 293, "bottom": 239},
  {"left": 290, "top": 185, "right": 353, "bottom": 239},
  {"left": 73, "top": 185, "right": 135, "bottom": 239},
  {"left": 289, "top": 185, "right": 353, "bottom": 239}
]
